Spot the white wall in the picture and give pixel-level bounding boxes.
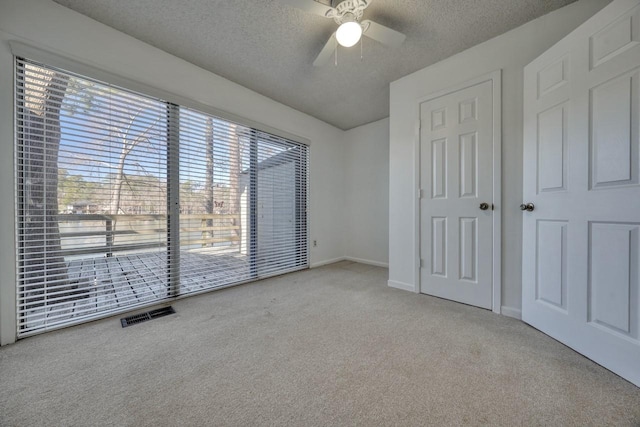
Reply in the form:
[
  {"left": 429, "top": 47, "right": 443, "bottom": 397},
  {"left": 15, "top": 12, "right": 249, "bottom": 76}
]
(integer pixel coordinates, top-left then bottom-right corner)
[
  {"left": 344, "top": 118, "right": 389, "bottom": 267},
  {"left": 0, "top": 0, "right": 346, "bottom": 344},
  {"left": 388, "top": 0, "right": 610, "bottom": 316}
]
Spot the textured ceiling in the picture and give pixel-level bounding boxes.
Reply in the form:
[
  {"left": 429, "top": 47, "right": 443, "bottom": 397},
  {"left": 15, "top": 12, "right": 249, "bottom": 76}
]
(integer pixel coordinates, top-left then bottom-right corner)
[{"left": 52, "top": 0, "right": 578, "bottom": 130}]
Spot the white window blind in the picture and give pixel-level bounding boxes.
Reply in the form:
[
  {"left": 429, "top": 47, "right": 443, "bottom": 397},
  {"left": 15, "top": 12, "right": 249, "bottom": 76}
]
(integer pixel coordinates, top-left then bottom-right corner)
[
  {"left": 15, "top": 57, "right": 308, "bottom": 337},
  {"left": 15, "top": 58, "right": 170, "bottom": 335},
  {"left": 255, "top": 131, "right": 309, "bottom": 278}
]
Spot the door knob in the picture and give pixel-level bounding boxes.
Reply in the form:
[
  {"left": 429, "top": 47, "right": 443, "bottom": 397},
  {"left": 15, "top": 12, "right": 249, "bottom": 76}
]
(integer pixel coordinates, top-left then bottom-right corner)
[
  {"left": 479, "top": 202, "right": 490, "bottom": 211},
  {"left": 520, "top": 203, "right": 535, "bottom": 212}
]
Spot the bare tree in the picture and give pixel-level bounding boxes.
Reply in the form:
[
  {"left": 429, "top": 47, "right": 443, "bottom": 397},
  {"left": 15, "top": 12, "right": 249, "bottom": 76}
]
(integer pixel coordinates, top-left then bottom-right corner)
[
  {"left": 107, "top": 108, "right": 161, "bottom": 217},
  {"left": 19, "top": 65, "right": 76, "bottom": 307},
  {"left": 203, "top": 117, "right": 214, "bottom": 246},
  {"left": 63, "top": 84, "right": 164, "bottom": 250},
  {"left": 61, "top": 82, "right": 163, "bottom": 218},
  {"left": 229, "top": 125, "right": 241, "bottom": 242}
]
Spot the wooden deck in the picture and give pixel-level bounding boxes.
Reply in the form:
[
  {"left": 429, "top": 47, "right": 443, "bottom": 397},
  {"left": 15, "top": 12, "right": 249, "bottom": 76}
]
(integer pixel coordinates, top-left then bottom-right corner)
[{"left": 22, "top": 249, "right": 250, "bottom": 333}]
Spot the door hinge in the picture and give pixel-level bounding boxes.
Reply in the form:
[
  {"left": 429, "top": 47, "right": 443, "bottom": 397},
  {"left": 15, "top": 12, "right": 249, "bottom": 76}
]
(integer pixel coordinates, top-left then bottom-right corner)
[
  {"left": 418, "top": 188, "right": 424, "bottom": 199},
  {"left": 419, "top": 258, "right": 425, "bottom": 268}
]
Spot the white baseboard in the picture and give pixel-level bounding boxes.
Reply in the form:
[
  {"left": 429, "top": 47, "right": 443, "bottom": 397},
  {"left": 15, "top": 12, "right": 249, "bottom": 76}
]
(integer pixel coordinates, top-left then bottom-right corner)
[
  {"left": 310, "top": 257, "right": 346, "bottom": 268},
  {"left": 501, "top": 306, "right": 522, "bottom": 320},
  {"left": 344, "top": 257, "right": 389, "bottom": 268},
  {"left": 311, "top": 257, "right": 390, "bottom": 269},
  {"left": 388, "top": 280, "right": 415, "bottom": 292}
]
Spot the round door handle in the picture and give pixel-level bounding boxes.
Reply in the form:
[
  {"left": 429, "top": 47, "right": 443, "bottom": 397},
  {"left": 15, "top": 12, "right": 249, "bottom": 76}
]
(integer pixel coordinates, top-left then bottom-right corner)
[
  {"left": 520, "top": 203, "right": 535, "bottom": 212},
  {"left": 479, "top": 202, "right": 490, "bottom": 211}
]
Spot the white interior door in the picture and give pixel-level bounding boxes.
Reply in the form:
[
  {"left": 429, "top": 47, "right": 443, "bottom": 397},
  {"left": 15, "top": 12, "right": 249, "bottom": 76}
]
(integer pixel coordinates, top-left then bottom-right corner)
[
  {"left": 523, "top": 0, "right": 640, "bottom": 387},
  {"left": 419, "top": 79, "right": 494, "bottom": 309}
]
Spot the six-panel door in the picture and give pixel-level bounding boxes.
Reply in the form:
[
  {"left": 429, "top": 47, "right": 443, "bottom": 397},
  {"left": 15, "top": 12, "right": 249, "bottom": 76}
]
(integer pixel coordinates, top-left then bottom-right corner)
[
  {"left": 522, "top": 0, "right": 640, "bottom": 387},
  {"left": 419, "top": 80, "right": 494, "bottom": 309}
]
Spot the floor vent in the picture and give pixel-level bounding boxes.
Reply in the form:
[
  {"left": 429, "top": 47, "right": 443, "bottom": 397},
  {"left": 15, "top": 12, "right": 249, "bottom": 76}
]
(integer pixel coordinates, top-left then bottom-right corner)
[{"left": 121, "top": 306, "right": 176, "bottom": 328}]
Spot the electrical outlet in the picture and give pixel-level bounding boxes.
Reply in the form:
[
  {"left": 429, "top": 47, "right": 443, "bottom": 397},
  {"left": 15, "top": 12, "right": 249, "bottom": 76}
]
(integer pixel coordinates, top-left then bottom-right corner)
[{"left": 313, "top": 240, "right": 317, "bottom": 247}]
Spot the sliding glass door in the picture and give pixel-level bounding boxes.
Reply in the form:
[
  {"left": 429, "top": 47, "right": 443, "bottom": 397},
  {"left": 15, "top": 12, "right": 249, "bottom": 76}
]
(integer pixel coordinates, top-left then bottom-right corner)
[
  {"left": 177, "top": 108, "right": 252, "bottom": 292},
  {"left": 15, "top": 59, "right": 170, "bottom": 333},
  {"left": 177, "top": 108, "right": 309, "bottom": 294},
  {"left": 15, "top": 58, "right": 308, "bottom": 336}
]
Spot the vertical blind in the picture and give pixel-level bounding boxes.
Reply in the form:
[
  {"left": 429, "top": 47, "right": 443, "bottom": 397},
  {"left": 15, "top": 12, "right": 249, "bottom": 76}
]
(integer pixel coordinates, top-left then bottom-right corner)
[{"left": 15, "top": 57, "right": 308, "bottom": 336}]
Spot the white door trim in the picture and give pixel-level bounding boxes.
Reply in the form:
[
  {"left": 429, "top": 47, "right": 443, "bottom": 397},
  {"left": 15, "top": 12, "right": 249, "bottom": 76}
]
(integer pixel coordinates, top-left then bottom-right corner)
[{"left": 414, "top": 70, "right": 502, "bottom": 314}]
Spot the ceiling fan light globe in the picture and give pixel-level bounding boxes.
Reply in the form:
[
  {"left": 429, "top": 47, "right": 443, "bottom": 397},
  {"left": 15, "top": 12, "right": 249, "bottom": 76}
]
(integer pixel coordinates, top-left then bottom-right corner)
[{"left": 336, "top": 21, "right": 362, "bottom": 47}]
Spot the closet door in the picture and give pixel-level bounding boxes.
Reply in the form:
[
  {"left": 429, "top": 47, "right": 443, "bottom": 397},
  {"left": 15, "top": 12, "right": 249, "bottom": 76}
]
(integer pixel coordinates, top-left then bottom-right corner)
[
  {"left": 522, "top": 0, "right": 640, "bottom": 387},
  {"left": 419, "top": 78, "right": 495, "bottom": 309}
]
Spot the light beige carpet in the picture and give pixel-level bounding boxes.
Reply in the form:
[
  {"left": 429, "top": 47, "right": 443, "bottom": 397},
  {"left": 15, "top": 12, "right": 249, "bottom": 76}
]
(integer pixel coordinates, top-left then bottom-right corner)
[{"left": 1, "top": 261, "right": 639, "bottom": 426}]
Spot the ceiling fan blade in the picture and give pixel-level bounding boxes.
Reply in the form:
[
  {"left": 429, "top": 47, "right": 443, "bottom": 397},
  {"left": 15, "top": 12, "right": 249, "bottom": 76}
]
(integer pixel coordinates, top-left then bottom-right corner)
[
  {"left": 361, "top": 20, "right": 406, "bottom": 48},
  {"left": 279, "top": 0, "right": 334, "bottom": 17},
  {"left": 313, "top": 33, "right": 337, "bottom": 67}
]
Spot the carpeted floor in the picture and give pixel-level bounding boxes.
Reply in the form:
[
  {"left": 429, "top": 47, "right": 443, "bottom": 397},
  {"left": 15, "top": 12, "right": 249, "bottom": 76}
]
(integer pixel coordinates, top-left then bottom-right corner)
[{"left": 1, "top": 261, "right": 639, "bottom": 426}]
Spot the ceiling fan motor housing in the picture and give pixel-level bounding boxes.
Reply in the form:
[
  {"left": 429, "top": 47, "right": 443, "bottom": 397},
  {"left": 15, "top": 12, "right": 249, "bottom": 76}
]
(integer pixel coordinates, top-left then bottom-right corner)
[{"left": 327, "top": 0, "right": 370, "bottom": 24}]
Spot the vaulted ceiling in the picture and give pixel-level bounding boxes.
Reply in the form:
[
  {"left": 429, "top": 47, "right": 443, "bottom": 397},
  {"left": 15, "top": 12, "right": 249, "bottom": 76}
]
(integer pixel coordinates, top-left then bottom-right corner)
[{"left": 52, "top": 0, "right": 578, "bottom": 130}]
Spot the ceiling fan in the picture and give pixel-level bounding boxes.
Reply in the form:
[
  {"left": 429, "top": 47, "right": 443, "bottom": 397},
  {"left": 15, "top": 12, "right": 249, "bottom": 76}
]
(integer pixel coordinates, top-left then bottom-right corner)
[{"left": 281, "top": 0, "right": 406, "bottom": 66}]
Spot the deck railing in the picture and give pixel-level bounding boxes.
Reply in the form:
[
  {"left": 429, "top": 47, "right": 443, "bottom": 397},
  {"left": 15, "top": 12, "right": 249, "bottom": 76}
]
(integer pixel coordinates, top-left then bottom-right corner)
[{"left": 57, "top": 213, "right": 241, "bottom": 258}]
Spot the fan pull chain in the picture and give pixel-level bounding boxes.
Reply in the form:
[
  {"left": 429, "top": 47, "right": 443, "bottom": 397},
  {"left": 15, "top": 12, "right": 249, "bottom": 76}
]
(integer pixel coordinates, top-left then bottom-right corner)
[
  {"left": 335, "top": 37, "right": 338, "bottom": 66},
  {"left": 360, "top": 36, "right": 363, "bottom": 61}
]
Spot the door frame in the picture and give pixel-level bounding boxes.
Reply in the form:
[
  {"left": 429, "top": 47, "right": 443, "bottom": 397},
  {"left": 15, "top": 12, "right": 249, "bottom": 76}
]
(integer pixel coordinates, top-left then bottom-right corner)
[{"left": 414, "top": 70, "right": 502, "bottom": 314}]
